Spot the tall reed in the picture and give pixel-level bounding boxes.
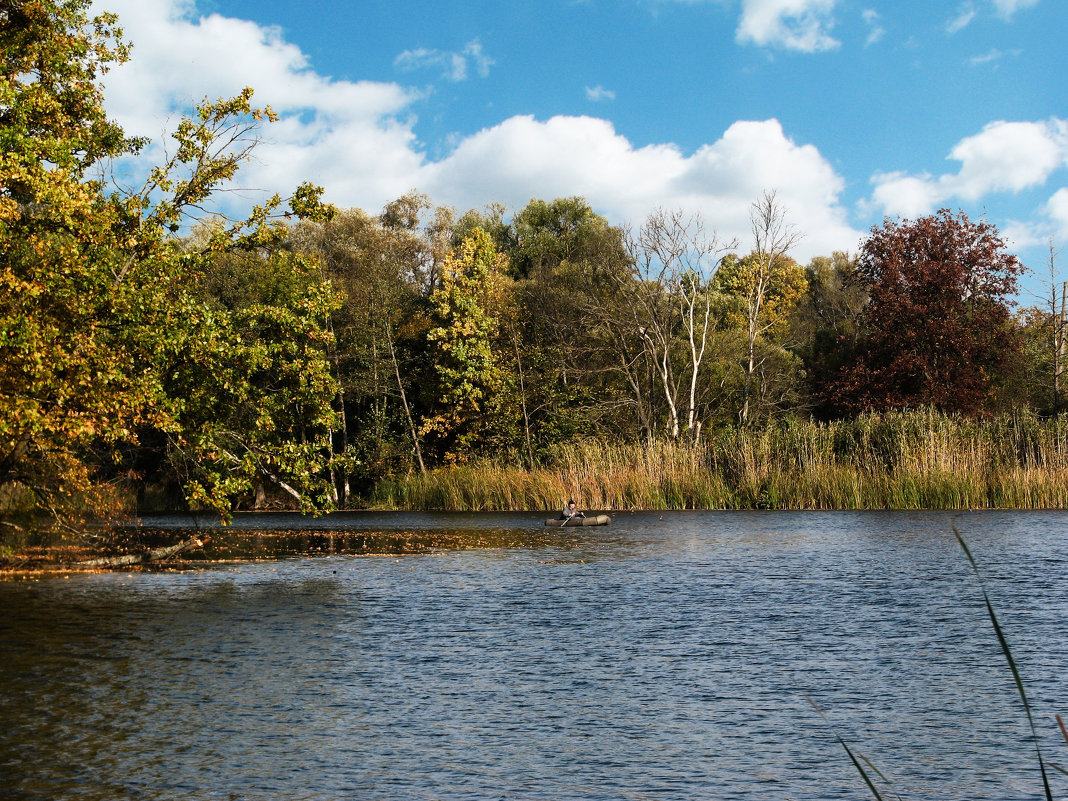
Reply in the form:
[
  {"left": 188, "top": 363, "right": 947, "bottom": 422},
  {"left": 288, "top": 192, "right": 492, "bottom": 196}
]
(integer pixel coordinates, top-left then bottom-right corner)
[{"left": 369, "top": 411, "right": 1068, "bottom": 511}]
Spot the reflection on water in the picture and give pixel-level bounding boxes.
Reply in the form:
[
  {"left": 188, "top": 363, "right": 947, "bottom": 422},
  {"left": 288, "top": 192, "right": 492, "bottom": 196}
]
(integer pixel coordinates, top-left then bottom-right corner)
[
  {"left": 1, "top": 511, "right": 1067, "bottom": 800},
  {"left": 127, "top": 510, "right": 613, "bottom": 559}
]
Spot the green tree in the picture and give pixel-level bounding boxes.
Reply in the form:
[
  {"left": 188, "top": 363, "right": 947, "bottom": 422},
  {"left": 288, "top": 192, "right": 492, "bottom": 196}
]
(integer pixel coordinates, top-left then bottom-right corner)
[
  {"left": 161, "top": 243, "right": 341, "bottom": 512},
  {"left": 791, "top": 252, "right": 868, "bottom": 417},
  {"left": 1, "top": 0, "right": 157, "bottom": 526},
  {"left": 290, "top": 199, "right": 435, "bottom": 493},
  {"left": 504, "top": 197, "right": 632, "bottom": 455},
  {"left": 0, "top": 0, "right": 337, "bottom": 530}
]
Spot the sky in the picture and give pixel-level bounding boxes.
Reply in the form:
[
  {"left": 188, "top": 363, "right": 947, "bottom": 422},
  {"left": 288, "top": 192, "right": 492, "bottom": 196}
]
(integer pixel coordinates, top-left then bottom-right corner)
[{"left": 90, "top": 0, "right": 1067, "bottom": 298}]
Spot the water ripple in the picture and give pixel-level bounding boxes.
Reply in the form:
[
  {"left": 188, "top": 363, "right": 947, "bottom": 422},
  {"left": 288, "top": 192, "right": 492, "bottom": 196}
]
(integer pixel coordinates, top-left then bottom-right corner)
[{"left": 1, "top": 511, "right": 1066, "bottom": 800}]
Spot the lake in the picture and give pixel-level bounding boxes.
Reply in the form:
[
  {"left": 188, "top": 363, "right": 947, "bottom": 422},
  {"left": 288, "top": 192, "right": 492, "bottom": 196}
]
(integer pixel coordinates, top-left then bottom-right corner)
[{"left": 1, "top": 510, "right": 1066, "bottom": 800}]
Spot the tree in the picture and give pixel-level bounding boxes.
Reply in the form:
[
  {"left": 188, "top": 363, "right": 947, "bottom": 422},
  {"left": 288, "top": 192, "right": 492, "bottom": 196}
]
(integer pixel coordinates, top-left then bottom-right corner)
[
  {"left": 717, "top": 250, "right": 808, "bottom": 425},
  {"left": 1, "top": 0, "right": 151, "bottom": 526},
  {"left": 1028, "top": 239, "right": 1066, "bottom": 415},
  {"left": 723, "top": 191, "right": 805, "bottom": 426},
  {"left": 507, "top": 196, "right": 609, "bottom": 281},
  {"left": 0, "top": 0, "right": 338, "bottom": 529},
  {"left": 421, "top": 228, "right": 509, "bottom": 461},
  {"left": 790, "top": 252, "right": 868, "bottom": 417},
  {"left": 160, "top": 246, "right": 341, "bottom": 513},
  {"left": 290, "top": 198, "right": 439, "bottom": 491},
  {"left": 830, "top": 209, "right": 1023, "bottom": 416},
  {"left": 617, "top": 209, "right": 730, "bottom": 440},
  {"left": 506, "top": 197, "right": 633, "bottom": 453}
]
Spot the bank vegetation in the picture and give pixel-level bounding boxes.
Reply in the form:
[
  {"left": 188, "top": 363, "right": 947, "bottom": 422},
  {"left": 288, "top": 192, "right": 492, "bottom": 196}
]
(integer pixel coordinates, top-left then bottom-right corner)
[{"left": 4, "top": 2, "right": 1068, "bottom": 559}]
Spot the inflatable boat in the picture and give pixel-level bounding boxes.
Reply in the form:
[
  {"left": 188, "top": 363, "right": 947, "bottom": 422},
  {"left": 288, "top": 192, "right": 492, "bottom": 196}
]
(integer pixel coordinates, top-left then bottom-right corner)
[{"left": 544, "top": 514, "right": 611, "bottom": 527}]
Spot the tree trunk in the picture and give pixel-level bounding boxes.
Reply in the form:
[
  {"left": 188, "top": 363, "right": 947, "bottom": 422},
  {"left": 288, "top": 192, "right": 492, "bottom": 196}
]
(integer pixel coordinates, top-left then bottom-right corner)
[
  {"left": 77, "top": 535, "right": 210, "bottom": 568},
  {"left": 513, "top": 334, "right": 536, "bottom": 469},
  {"left": 1057, "top": 280, "right": 1066, "bottom": 414},
  {"left": 388, "top": 326, "right": 426, "bottom": 473}
]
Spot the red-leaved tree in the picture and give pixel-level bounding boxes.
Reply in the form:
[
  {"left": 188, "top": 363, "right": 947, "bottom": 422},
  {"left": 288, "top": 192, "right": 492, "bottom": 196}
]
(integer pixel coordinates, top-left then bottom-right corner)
[{"left": 830, "top": 209, "right": 1023, "bottom": 416}]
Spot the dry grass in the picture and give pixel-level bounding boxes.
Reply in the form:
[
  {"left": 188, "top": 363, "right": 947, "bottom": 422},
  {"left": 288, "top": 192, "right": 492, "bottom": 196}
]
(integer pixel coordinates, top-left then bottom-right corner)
[{"left": 370, "top": 411, "right": 1068, "bottom": 511}]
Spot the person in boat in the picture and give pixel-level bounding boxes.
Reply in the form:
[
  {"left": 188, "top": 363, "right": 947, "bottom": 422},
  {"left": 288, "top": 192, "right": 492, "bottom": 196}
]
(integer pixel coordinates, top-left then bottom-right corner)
[{"left": 560, "top": 500, "right": 585, "bottom": 520}]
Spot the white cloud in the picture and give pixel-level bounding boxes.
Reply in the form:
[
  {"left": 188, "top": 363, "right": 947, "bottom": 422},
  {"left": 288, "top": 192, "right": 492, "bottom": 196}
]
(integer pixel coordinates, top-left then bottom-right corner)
[
  {"left": 948, "top": 120, "right": 1066, "bottom": 198},
  {"left": 998, "top": 193, "right": 1067, "bottom": 257},
  {"left": 862, "top": 9, "right": 885, "bottom": 46},
  {"left": 394, "top": 39, "right": 494, "bottom": 82},
  {"left": 969, "top": 48, "right": 1016, "bottom": 66},
  {"left": 736, "top": 0, "right": 840, "bottom": 52},
  {"left": 866, "top": 172, "right": 944, "bottom": 219},
  {"left": 868, "top": 119, "right": 1068, "bottom": 218},
  {"left": 991, "top": 0, "right": 1040, "bottom": 19},
  {"left": 462, "top": 40, "right": 495, "bottom": 78},
  {"left": 90, "top": 0, "right": 860, "bottom": 260},
  {"left": 947, "top": 4, "right": 977, "bottom": 33},
  {"left": 1046, "top": 189, "right": 1068, "bottom": 239},
  {"left": 585, "top": 85, "right": 616, "bottom": 102},
  {"left": 420, "top": 116, "right": 860, "bottom": 258},
  {"left": 947, "top": 0, "right": 1037, "bottom": 30}
]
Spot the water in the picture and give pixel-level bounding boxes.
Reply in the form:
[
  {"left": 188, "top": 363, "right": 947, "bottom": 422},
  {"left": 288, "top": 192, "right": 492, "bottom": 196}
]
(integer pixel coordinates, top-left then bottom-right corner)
[{"left": 2, "top": 510, "right": 1067, "bottom": 800}]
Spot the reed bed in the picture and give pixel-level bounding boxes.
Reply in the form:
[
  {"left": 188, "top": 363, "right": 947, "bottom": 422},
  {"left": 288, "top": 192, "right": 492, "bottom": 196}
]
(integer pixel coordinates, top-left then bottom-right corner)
[{"left": 369, "top": 411, "right": 1068, "bottom": 511}]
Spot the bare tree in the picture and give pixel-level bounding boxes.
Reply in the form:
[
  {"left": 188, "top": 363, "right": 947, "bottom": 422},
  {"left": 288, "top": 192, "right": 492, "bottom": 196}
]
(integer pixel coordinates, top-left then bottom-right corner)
[
  {"left": 619, "top": 209, "right": 732, "bottom": 440},
  {"left": 739, "top": 191, "right": 804, "bottom": 425},
  {"left": 1036, "top": 238, "right": 1067, "bottom": 414}
]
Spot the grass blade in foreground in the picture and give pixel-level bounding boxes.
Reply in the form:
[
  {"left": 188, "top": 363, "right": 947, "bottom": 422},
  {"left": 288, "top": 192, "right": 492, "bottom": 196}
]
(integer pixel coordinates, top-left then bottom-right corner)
[
  {"left": 1051, "top": 714, "right": 1068, "bottom": 778},
  {"left": 808, "top": 696, "right": 897, "bottom": 801},
  {"left": 954, "top": 527, "right": 1054, "bottom": 801}
]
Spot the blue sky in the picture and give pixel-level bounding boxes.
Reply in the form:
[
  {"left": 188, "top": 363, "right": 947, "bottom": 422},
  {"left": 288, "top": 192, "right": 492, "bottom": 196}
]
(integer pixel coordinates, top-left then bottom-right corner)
[{"left": 92, "top": 0, "right": 1066, "bottom": 297}]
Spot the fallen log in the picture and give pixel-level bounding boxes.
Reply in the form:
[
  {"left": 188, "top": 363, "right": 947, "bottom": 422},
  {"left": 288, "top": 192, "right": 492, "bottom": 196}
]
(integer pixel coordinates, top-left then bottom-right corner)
[{"left": 77, "top": 535, "right": 210, "bottom": 568}]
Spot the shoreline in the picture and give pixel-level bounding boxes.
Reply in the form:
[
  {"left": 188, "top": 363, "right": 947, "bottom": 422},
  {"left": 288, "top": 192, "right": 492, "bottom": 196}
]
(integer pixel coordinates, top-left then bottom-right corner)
[{"left": 4, "top": 505, "right": 1066, "bottom": 577}]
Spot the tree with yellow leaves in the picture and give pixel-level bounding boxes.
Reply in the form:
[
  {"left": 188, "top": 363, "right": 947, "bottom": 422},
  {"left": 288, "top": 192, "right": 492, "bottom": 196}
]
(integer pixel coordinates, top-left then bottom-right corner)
[
  {"left": 0, "top": 0, "right": 338, "bottom": 532},
  {"left": 717, "top": 192, "right": 808, "bottom": 425},
  {"left": 421, "top": 228, "right": 511, "bottom": 461}
]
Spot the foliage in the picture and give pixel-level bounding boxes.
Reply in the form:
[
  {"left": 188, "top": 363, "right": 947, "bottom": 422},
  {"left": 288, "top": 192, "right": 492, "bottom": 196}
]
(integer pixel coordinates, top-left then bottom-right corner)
[
  {"left": 0, "top": 0, "right": 338, "bottom": 531},
  {"left": 718, "top": 252, "right": 807, "bottom": 340},
  {"left": 507, "top": 196, "right": 614, "bottom": 280},
  {"left": 716, "top": 250, "right": 808, "bottom": 424},
  {"left": 1, "top": 0, "right": 156, "bottom": 527},
  {"left": 421, "top": 228, "right": 510, "bottom": 461},
  {"left": 506, "top": 198, "right": 632, "bottom": 450},
  {"left": 791, "top": 252, "right": 868, "bottom": 416},
  {"left": 162, "top": 248, "right": 342, "bottom": 514},
  {"left": 2, "top": 2, "right": 1061, "bottom": 531},
  {"left": 830, "top": 210, "right": 1023, "bottom": 416}
]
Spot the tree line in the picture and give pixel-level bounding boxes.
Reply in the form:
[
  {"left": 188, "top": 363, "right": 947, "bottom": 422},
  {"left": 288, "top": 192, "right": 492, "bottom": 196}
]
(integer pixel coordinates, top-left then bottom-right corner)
[{"left": 1, "top": 1, "right": 1063, "bottom": 531}]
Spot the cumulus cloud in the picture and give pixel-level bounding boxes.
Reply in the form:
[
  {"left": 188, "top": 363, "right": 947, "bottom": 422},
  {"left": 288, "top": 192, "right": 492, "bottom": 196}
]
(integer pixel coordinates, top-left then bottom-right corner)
[
  {"left": 867, "top": 119, "right": 1068, "bottom": 218},
  {"left": 93, "top": 0, "right": 428, "bottom": 206},
  {"left": 990, "top": 187, "right": 1068, "bottom": 257},
  {"left": 90, "top": 0, "right": 860, "bottom": 260},
  {"left": 866, "top": 172, "right": 944, "bottom": 219},
  {"left": 420, "top": 116, "right": 861, "bottom": 257},
  {"left": 585, "top": 85, "right": 616, "bottom": 102},
  {"left": 1046, "top": 189, "right": 1068, "bottom": 239},
  {"left": 736, "top": 0, "right": 840, "bottom": 52}
]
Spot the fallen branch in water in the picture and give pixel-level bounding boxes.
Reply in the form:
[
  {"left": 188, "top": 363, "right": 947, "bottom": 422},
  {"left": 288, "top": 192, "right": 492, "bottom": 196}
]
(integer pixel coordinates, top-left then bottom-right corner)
[{"left": 76, "top": 535, "right": 210, "bottom": 568}]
